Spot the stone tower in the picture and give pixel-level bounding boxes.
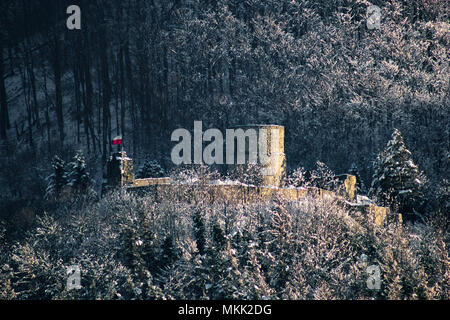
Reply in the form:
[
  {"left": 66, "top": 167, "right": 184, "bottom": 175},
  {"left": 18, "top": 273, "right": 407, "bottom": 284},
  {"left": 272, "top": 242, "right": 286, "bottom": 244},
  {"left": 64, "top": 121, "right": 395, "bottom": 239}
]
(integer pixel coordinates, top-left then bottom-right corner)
[
  {"left": 104, "top": 151, "right": 135, "bottom": 189},
  {"left": 227, "top": 124, "right": 286, "bottom": 187}
]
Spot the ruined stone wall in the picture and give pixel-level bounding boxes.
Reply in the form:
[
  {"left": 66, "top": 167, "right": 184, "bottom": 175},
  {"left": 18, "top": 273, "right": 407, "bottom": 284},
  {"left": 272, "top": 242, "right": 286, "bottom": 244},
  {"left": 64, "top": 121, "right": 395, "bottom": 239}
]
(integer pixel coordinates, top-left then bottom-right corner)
[
  {"left": 125, "top": 179, "right": 353, "bottom": 207},
  {"left": 133, "top": 177, "right": 170, "bottom": 187},
  {"left": 125, "top": 182, "right": 390, "bottom": 226},
  {"left": 337, "top": 174, "right": 357, "bottom": 201}
]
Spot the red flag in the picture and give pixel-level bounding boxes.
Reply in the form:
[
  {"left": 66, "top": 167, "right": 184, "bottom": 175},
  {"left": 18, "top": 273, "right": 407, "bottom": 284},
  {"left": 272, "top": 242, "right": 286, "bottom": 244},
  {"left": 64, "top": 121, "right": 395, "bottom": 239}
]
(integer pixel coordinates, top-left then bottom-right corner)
[{"left": 112, "top": 135, "right": 123, "bottom": 145}]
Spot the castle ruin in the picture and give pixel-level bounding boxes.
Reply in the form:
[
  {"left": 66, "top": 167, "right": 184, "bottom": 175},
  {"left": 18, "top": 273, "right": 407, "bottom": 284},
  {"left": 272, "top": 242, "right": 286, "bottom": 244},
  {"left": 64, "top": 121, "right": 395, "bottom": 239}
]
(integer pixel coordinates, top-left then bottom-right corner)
[{"left": 103, "top": 124, "right": 394, "bottom": 226}]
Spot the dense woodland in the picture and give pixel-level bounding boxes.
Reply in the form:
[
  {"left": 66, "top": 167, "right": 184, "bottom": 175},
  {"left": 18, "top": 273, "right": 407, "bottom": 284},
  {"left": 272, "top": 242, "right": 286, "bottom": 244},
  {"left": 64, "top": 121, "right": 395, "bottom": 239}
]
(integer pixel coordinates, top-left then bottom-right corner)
[
  {"left": 0, "top": 0, "right": 448, "bottom": 188},
  {"left": 0, "top": 0, "right": 448, "bottom": 300}
]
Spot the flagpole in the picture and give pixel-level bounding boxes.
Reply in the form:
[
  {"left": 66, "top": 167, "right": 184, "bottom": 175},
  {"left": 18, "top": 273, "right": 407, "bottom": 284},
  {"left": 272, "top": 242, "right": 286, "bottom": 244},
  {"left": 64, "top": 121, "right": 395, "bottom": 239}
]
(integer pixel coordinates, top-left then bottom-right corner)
[{"left": 112, "top": 135, "right": 123, "bottom": 153}]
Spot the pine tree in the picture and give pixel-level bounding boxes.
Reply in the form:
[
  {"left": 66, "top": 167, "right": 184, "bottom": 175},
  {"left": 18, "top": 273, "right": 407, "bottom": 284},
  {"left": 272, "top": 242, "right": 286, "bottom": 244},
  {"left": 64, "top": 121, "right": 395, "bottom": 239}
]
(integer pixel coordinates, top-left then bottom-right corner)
[
  {"left": 160, "top": 235, "right": 179, "bottom": 267},
  {"left": 211, "top": 221, "right": 226, "bottom": 251},
  {"left": 310, "top": 161, "right": 338, "bottom": 191},
  {"left": 44, "top": 155, "right": 67, "bottom": 200},
  {"left": 370, "top": 129, "right": 427, "bottom": 220},
  {"left": 435, "top": 179, "right": 449, "bottom": 227},
  {"left": 206, "top": 241, "right": 244, "bottom": 299},
  {"left": 136, "top": 159, "right": 165, "bottom": 178},
  {"left": 67, "top": 151, "right": 93, "bottom": 194},
  {"left": 193, "top": 210, "right": 206, "bottom": 255}
]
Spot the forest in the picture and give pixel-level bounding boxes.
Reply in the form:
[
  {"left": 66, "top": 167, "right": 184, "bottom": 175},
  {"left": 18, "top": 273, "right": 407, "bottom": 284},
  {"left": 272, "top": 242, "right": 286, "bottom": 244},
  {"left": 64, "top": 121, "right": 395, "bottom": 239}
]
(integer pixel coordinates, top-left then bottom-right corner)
[{"left": 0, "top": 0, "right": 448, "bottom": 300}]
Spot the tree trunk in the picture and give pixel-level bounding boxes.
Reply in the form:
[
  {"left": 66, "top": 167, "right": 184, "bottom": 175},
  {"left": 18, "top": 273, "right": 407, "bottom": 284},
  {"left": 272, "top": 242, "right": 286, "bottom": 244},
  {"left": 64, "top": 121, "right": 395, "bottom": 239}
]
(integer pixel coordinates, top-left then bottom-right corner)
[
  {"left": 99, "top": 12, "right": 111, "bottom": 161},
  {"left": 0, "top": 38, "right": 10, "bottom": 141},
  {"left": 52, "top": 34, "right": 64, "bottom": 148}
]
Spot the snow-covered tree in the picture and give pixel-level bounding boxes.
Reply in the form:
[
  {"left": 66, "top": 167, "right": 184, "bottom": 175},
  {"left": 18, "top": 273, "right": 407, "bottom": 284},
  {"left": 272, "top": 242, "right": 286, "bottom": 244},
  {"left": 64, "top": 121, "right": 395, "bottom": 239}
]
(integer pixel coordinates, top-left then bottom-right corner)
[
  {"left": 285, "top": 166, "right": 310, "bottom": 188},
  {"left": 310, "top": 161, "right": 338, "bottom": 191},
  {"left": 44, "top": 155, "right": 67, "bottom": 200},
  {"left": 160, "top": 235, "right": 179, "bottom": 267},
  {"left": 227, "top": 163, "right": 263, "bottom": 186},
  {"left": 192, "top": 209, "right": 206, "bottom": 256},
  {"left": 67, "top": 151, "right": 94, "bottom": 194},
  {"left": 370, "top": 129, "right": 427, "bottom": 219},
  {"left": 136, "top": 159, "right": 165, "bottom": 178},
  {"left": 170, "top": 164, "right": 220, "bottom": 185},
  {"left": 436, "top": 179, "right": 449, "bottom": 223}
]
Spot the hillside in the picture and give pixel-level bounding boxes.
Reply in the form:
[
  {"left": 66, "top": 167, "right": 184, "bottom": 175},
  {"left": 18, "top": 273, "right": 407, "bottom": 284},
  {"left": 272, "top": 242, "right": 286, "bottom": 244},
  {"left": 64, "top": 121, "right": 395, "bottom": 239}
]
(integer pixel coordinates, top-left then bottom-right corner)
[
  {"left": 0, "top": 0, "right": 448, "bottom": 301},
  {"left": 1, "top": 188, "right": 449, "bottom": 299}
]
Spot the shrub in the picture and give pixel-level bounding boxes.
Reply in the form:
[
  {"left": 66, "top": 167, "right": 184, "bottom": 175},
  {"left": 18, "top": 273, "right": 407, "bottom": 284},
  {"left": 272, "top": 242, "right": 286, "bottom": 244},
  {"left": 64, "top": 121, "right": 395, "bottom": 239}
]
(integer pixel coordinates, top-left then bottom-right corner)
[
  {"left": 2, "top": 189, "right": 448, "bottom": 300},
  {"left": 136, "top": 159, "right": 165, "bottom": 178}
]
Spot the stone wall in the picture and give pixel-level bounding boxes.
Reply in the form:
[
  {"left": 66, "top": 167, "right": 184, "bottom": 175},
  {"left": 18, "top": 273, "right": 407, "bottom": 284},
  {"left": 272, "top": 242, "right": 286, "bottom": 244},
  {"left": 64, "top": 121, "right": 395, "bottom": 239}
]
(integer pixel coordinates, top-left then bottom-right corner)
[
  {"left": 124, "top": 182, "right": 391, "bottom": 226},
  {"left": 337, "top": 174, "right": 357, "bottom": 201}
]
